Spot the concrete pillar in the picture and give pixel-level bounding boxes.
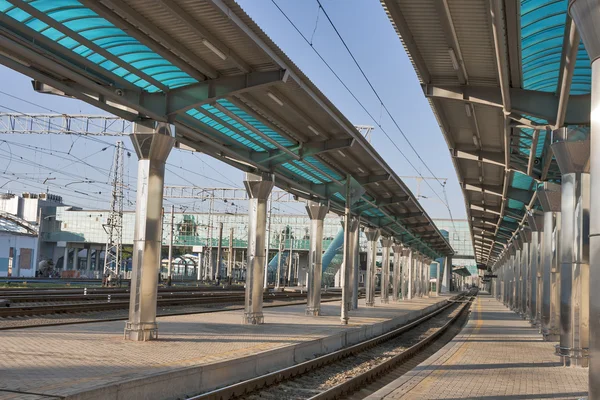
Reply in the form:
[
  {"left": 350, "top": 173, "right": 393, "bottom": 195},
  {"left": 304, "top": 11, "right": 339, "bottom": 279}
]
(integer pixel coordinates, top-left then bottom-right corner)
[
  {"left": 435, "top": 261, "right": 441, "bottom": 296},
  {"left": 423, "top": 257, "right": 430, "bottom": 297},
  {"left": 526, "top": 210, "right": 544, "bottom": 325},
  {"left": 537, "top": 182, "right": 562, "bottom": 341},
  {"left": 550, "top": 126, "right": 590, "bottom": 367},
  {"left": 124, "top": 122, "right": 174, "bottom": 341},
  {"left": 380, "top": 237, "right": 392, "bottom": 303},
  {"left": 341, "top": 217, "right": 358, "bottom": 324},
  {"left": 414, "top": 253, "right": 421, "bottom": 297},
  {"left": 351, "top": 225, "right": 360, "bottom": 310},
  {"left": 73, "top": 247, "right": 79, "bottom": 272},
  {"left": 406, "top": 248, "right": 414, "bottom": 299},
  {"left": 305, "top": 201, "right": 329, "bottom": 316},
  {"left": 242, "top": 172, "right": 274, "bottom": 325},
  {"left": 95, "top": 249, "right": 100, "bottom": 273},
  {"left": 441, "top": 256, "right": 452, "bottom": 293},
  {"left": 365, "top": 228, "right": 380, "bottom": 306},
  {"left": 520, "top": 228, "right": 532, "bottom": 317},
  {"left": 86, "top": 247, "right": 92, "bottom": 275},
  {"left": 401, "top": 247, "right": 410, "bottom": 299},
  {"left": 63, "top": 245, "right": 69, "bottom": 271},
  {"left": 392, "top": 243, "right": 402, "bottom": 301}
]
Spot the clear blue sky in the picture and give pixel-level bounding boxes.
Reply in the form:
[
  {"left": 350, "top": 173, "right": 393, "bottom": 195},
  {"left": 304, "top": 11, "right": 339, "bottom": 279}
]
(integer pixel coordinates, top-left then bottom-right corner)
[{"left": 0, "top": 0, "right": 466, "bottom": 220}]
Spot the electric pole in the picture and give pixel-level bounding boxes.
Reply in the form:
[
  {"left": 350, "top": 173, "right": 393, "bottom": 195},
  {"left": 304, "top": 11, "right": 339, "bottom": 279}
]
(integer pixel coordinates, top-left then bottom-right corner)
[{"left": 103, "top": 141, "right": 124, "bottom": 285}]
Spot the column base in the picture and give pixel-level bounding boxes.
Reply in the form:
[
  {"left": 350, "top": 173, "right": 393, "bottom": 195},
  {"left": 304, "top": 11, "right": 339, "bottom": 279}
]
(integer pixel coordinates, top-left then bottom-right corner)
[
  {"left": 124, "top": 321, "right": 158, "bottom": 341},
  {"left": 366, "top": 301, "right": 375, "bottom": 307},
  {"left": 305, "top": 307, "right": 320, "bottom": 316},
  {"left": 380, "top": 298, "right": 389, "bottom": 304},
  {"left": 243, "top": 312, "right": 264, "bottom": 325}
]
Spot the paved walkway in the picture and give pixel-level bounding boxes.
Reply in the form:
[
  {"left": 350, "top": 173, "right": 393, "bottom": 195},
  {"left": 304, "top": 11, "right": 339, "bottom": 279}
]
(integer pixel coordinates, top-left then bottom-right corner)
[
  {"left": 0, "top": 295, "right": 448, "bottom": 399},
  {"left": 368, "top": 294, "right": 588, "bottom": 400}
]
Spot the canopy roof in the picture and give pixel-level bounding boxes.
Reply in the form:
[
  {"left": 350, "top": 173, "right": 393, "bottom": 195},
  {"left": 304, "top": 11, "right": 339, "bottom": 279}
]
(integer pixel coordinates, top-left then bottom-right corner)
[
  {"left": 0, "top": 0, "right": 452, "bottom": 258},
  {"left": 382, "top": 0, "right": 591, "bottom": 265},
  {"left": 0, "top": 211, "right": 38, "bottom": 236}
]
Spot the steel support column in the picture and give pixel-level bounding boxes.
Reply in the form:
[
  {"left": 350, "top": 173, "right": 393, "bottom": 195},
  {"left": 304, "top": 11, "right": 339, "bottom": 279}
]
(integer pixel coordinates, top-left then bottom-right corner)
[
  {"left": 351, "top": 224, "right": 361, "bottom": 310},
  {"left": 538, "top": 183, "right": 562, "bottom": 342},
  {"left": 407, "top": 249, "right": 414, "bottom": 299},
  {"left": 401, "top": 247, "right": 410, "bottom": 299},
  {"left": 570, "top": 1, "right": 600, "bottom": 391},
  {"left": 242, "top": 172, "right": 274, "bottom": 325},
  {"left": 392, "top": 243, "right": 403, "bottom": 301},
  {"left": 441, "top": 256, "right": 452, "bottom": 293},
  {"left": 341, "top": 217, "right": 358, "bottom": 324},
  {"left": 521, "top": 229, "right": 531, "bottom": 317},
  {"left": 527, "top": 210, "right": 544, "bottom": 325},
  {"left": 305, "top": 201, "right": 329, "bottom": 316},
  {"left": 380, "top": 237, "right": 393, "bottom": 303},
  {"left": 551, "top": 126, "right": 590, "bottom": 367},
  {"left": 365, "top": 228, "right": 380, "bottom": 307},
  {"left": 124, "top": 122, "right": 174, "bottom": 341}
]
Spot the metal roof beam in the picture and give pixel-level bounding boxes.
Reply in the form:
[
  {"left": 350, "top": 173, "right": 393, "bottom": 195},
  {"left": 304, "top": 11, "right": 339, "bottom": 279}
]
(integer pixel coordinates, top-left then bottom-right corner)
[
  {"left": 555, "top": 18, "right": 580, "bottom": 129},
  {"left": 452, "top": 149, "right": 505, "bottom": 166},
  {"left": 167, "top": 70, "right": 288, "bottom": 116},
  {"left": 433, "top": 0, "right": 468, "bottom": 84},
  {"left": 423, "top": 84, "right": 590, "bottom": 125},
  {"left": 355, "top": 174, "right": 390, "bottom": 185}
]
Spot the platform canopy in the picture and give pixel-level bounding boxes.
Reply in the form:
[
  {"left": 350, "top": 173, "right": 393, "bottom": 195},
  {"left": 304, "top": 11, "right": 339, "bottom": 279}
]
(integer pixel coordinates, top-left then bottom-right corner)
[
  {"left": 0, "top": 211, "right": 38, "bottom": 236},
  {"left": 0, "top": 0, "right": 453, "bottom": 258},
  {"left": 382, "top": 0, "right": 591, "bottom": 265}
]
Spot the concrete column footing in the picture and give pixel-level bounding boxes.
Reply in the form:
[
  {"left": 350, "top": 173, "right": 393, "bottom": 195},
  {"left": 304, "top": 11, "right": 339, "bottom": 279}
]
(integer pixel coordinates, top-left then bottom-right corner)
[
  {"left": 243, "top": 312, "right": 264, "bottom": 325},
  {"left": 123, "top": 322, "right": 158, "bottom": 341}
]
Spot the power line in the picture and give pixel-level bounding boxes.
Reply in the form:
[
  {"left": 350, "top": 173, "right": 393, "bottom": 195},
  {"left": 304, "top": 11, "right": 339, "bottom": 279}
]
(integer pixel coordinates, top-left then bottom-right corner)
[{"left": 270, "top": 0, "right": 456, "bottom": 222}]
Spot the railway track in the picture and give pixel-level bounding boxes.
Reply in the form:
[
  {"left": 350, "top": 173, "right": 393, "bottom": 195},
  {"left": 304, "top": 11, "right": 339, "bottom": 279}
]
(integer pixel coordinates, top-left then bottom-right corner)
[
  {"left": 0, "top": 291, "right": 341, "bottom": 318},
  {"left": 189, "top": 290, "right": 476, "bottom": 400}
]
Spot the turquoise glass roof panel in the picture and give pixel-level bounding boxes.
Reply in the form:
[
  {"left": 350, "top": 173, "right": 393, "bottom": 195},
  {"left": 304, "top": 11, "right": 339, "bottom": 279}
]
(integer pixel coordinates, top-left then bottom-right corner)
[
  {"left": 0, "top": 0, "right": 198, "bottom": 92},
  {"left": 186, "top": 108, "right": 268, "bottom": 152},
  {"left": 521, "top": 0, "right": 591, "bottom": 94}
]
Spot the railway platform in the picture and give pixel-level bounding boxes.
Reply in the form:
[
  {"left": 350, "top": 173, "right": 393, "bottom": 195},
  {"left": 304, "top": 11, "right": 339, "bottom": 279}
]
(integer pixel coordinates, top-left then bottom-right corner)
[
  {"left": 0, "top": 294, "right": 453, "bottom": 400},
  {"left": 367, "top": 293, "right": 589, "bottom": 400}
]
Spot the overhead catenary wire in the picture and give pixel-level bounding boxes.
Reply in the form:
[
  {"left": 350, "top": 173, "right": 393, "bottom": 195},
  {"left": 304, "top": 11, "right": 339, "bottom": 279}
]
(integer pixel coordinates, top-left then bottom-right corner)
[{"left": 270, "top": 0, "right": 457, "bottom": 224}]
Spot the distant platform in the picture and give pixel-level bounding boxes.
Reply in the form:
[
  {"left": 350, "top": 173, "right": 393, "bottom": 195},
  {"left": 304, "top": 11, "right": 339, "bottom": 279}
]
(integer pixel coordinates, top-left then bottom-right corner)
[
  {"left": 367, "top": 294, "right": 588, "bottom": 400},
  {"left": 0, "top": 295, "right": 454, "bottom": 400}
]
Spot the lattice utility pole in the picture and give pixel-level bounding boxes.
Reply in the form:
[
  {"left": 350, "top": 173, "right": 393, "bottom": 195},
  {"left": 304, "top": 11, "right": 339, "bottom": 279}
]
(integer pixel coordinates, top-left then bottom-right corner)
[{"left": 103, "top": 141, "right": 125, "bottom": 282}]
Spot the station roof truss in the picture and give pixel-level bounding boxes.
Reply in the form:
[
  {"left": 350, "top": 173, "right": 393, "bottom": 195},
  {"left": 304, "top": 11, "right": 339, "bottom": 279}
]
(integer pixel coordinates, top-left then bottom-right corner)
[
  {"left": 0, "top": 211, "right": 38, "bottom": 236},
  {"left": 382, "top": 0, "right": 590, "bottom": 266},
  {"left": 0, "top": 0, "right": 453, "bottom": 258}
]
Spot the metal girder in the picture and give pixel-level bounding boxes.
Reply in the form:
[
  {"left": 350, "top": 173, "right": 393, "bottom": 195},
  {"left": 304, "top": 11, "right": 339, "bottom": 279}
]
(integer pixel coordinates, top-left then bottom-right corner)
[
  {"left": 355, "top": 174, "right": 390, "bottom": 185},
  {"left": 464, "top": 183, "right": 531, "bottom": 204},
  {"left": 423, "top": 84, "right": 590, "bottom": 125},
  {"left": 166, "top": 70, "right": 288, "bottom": 116},
  {"left": 471, "top": 204, "right": 502, "bottom": 215},
  {"left": 403, "top": 221, "right": 430, "bottom": 229},
  {"left": 433, "top": 0, "right": 467, "bottom": 84},
  {"left": 304, "top": 139, "right": 355, "bottom": 154},
  {"left": 452, "top": 149, "right": 505, "bottom": 166}
]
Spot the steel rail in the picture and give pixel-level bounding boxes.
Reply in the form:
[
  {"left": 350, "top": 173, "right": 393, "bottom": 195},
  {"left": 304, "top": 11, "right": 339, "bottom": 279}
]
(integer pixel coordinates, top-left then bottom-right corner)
[
  {"left": 308, "top": 294, "right": 474, "bottom": 400},
  {"left": 188, "top": 291, "right": 474, "bottom": 400},
  {"left": 0, "top": 292, "right": 342, "bottom": 318}
]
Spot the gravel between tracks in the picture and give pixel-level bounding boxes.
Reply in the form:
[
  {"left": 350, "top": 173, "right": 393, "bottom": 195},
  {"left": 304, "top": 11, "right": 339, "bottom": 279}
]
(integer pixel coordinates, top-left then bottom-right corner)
[{"left": 239, "top": 302, "right": 465, "bottom": 400}]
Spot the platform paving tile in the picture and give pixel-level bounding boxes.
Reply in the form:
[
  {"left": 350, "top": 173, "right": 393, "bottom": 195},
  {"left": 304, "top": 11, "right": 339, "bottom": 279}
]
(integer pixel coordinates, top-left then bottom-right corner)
[
  {"left": 0, "top": 296, "right": 444, "bottom": 399},
  {"left": 368, "top": 294, "right": 588, "bottom": 400}
]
